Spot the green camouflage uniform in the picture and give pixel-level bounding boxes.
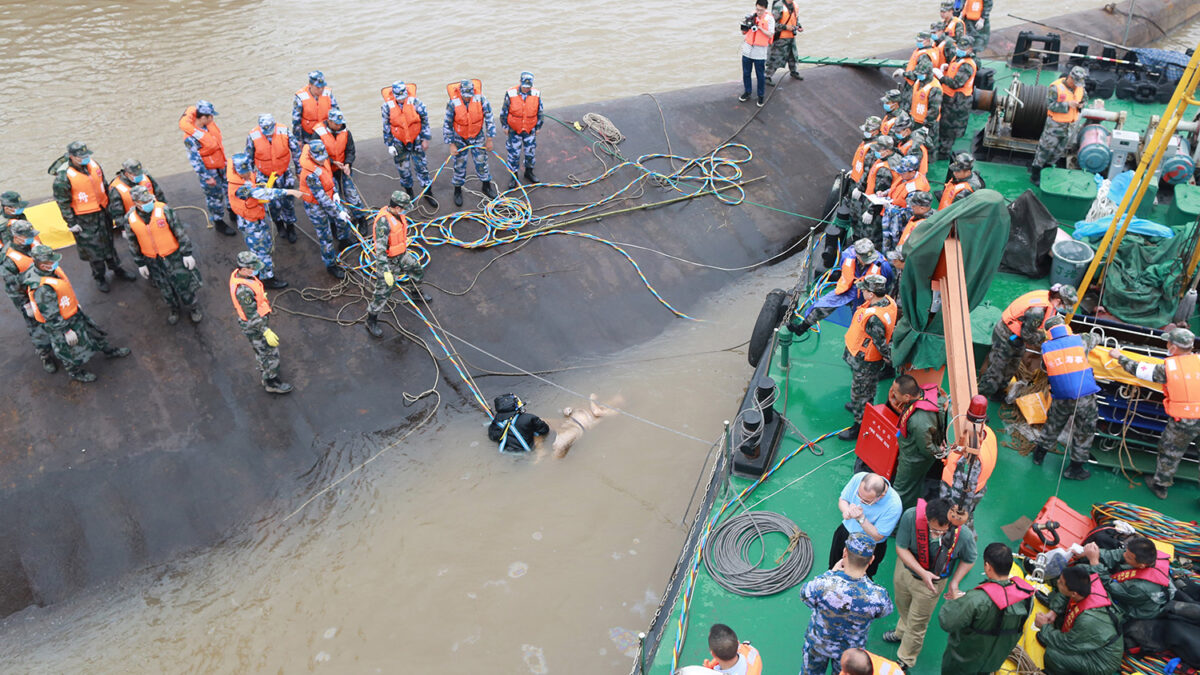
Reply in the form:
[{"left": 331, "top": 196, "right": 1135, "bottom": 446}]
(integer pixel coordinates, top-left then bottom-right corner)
[
  {"left": 858, "top": 160, "right": 895, "bottom": 246},
  {"left": 122, "top": 204, "right": 202, "bottom": 313},
  {"left": 912, "top": 83, "right": 942, "bottom": 157},
  {"left": 1032, "top": 81, "right": 1083, "bottom": 169},
  {"left": 1079, "top": 547, "right": 1174, "bottom": 620},
  {"left": 845, "top": 296, "right": 893, "bottom": 423},
  {"left": 1038, "top": 588, "right": 1124, "bottom": 675},
  {"left": 937, "top": 57, "right": 977, "bottom": 159},
  {"left": 1035, "top": 332, "right": 1100, "bottom": 461},
  {"left": 25, "top": 268, "right": 123, "bottom": 374},
  {"left": 938, "top": 578, "right": 1033, "bottom": 674},
  {"left": 900, "top": 52, "right": 934, "bottom": 109},
  {"left": 977, "top": 305, "right": 1047, "bottom": 398},
  {"left": 52, "top": 164, "right": 122, "bottom": 267},
  {"left": 1116, "top": 354, "right": 1200, "bottom": 488},
  {"left": 1, "top": 237, "right": 51, "bottom": 355},
  {"left": 106, "top": 173, "right": 165, "bottom": 223},
  {"left": 967, "top": 0, "right": 993, "bottom": 51},
  {"left": 366, "top": 213, "right": 424, "bottom": 315},
  {"left": 234, "top": 280, "right": 279, "bottom": 384},
  {"left": 893, "top": 401, "right": 944, "bottom": 510},
  {"left": 764, "top": 0, "right": 800, "bottom": 79}
]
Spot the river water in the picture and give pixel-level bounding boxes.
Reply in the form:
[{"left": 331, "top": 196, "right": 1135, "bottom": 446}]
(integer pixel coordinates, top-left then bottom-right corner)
[{"left": 2, "top": 1, "right": 1198, "bottom": 673}]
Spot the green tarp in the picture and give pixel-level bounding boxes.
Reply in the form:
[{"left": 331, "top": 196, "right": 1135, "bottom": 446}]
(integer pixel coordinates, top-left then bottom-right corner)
[
  {"left": 892, "top": 189, "right": 1012, "bottom": 370},
  {"left": 1101, "top": 223, "right": 1197, "bottom": 327}
]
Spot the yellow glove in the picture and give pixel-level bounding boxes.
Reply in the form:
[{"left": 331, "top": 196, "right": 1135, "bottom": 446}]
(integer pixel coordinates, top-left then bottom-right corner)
[
  {"left": 384, "top": 270, "right": 395, "bottom": 287},
  {"left": 263, "top": 328, "right": 280, "bottom": 347}
]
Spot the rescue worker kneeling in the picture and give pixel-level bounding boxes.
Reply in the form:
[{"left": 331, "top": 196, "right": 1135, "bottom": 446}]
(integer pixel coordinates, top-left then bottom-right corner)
[
  {"left": 487, "top": 393, "right": 550, "bottom": 453},
  {"left": 840, "top": 274, "right": 897, "bottom": 440}
]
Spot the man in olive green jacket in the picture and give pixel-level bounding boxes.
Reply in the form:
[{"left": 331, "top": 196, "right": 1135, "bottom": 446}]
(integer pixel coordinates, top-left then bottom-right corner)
[
  {"left": 1078, "top": 537, "right": 1174, "bottom": 620},
  {"left": 939, "top": 542, "right": 1034, "bottom": 674},
  {"left": 1035, "top": 566, "right": 1124, "bottom": 675}
]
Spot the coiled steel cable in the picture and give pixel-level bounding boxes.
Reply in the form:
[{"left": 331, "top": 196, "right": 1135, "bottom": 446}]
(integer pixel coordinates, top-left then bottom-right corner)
[{"left": 702, "top": 510, "right": 813, "bottom": 597}]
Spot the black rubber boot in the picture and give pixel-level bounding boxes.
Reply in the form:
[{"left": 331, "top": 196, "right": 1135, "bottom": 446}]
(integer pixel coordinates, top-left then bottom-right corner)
[
  {"left": 214, "top": 218, "right": 237, "bottom": 236},
  {"left": 69, "top": 368, "right": 97, "bottom": 383},
  {"left": 1031, "top": 447, "right": 1047, "bottom": 465},
  {"left": 1063, "top": 461, "right": 1091, "bottom": 481},
  {"left": 112, "top": 261, "right": 138, "bottom": 282},
  {"left": 508, "top": 177, "right": 519, "bottom": 190},
  {"left": 790, "top": 70, "right": 803, "bottom": 80},
  {"left": 1148, "top": 481, "right": 1169, "bottom": 500},
  {"left": 838, "top": 424, "right": 861, "bottom": 441},
  {"left": 284, "top": 222, "right": 298, "bottom": 243},
  {"left": 844, "top": 402, "right": 855, "bottom": 412},
  {"left": 404, "top": 185, "right": 415, "bottom": 198},
  {"left": 788, "top": 319, "right": 811, "bottom": 336},
  {"left": 524, "top": 167, "right": 537, "bottom": 183},
  {"left": 263, "top": 377, "right": 294, "bottom": 395},
  {"left": 103, "top": 346, "right": 131, "bottom": 358},
  {"left": 262, "top": 276, "right": 289, "bottom": 290},
  {"left": 423, "top": 190, "right": 439, "bottom": 209},
  {"left": 326, "top": 265, "right": 346, "bottom": 280},
  {"left": 365, "top": 313, "right": 383, "bottom": 338},
  {"left": 481, "top": 181, "right": 497, "bottom": 199},
  {"left": 1029, "top": 165, "right": 1042, "bottom": 187},
  {"left": 453, "top": 186, "right": 463, "bottom": 207},
  {"left": 406, "top": 284, "right": 432, "bottom": 302},
  {"left": 94, "top": 268, "right": 111, "bottom": 294},
  {"left": 167, "top": 309, "right": 180, "bottom": 325},
  {"left": 39, "top": 350, "right": 57, "bottom": 374}
]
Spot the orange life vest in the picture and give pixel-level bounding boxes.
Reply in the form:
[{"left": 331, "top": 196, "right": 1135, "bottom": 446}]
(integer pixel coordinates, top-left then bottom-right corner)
[
  {"left": 898, "top": 216, "right": 926, "bottom": 249},
  {"left": 835, "top": 254, "right": 883, "bottom": 296},
  {"left": 962, "top": 0, "right": 984, "bottom": 22},
  {"left": 866, "top": 652, "right": 905, "bottom": 674},
  {"left": 944, "top": 15, "right": 967, "bottom": 39},
  {"left": 910, "top": 81, "right": 940, "bottom": 125},
  {"left": 66, "top": 163, "right": 108, "bottom": 215},
  {"left": 845, "top": 295, "right": 898, "bottom": 362},
  {"left": 889, "top": 174, "right": 931, "bottom": 208},
  {"left": 372, "top": 209, "right": 409, "bottom": 257},
  {"left": 4, "top": 243, "right": 36, "bottom": 274},
  {"left": 381, "top": 84, "right": 423, "bottom": 146},
  {"left": 941, "top": 425, "right": 997, "bottom": 493},
  {"left": 906, "top": 46, "right": 944, "bottom": 87},
  {"left": 941, "top": 57, "right": 976, "bottom": 98},
  {"left": 1047, "top": 78, "right": 1085, "bottom": 124},
  {"left": 703, "top": 643, "right": 763, "bottom": 675},
  {"left": 447, "top": 80, "right": 485, "bottom": 139},
  {"left": 108, "top": 175, "right": 155, "bottom": 214},
  {"left": 226, "top": 160, "right": 266, "bottom": 221},
  {"left": 249, "top": 126, "right": 293, "bottom": 177},
  {"left": 505, "top": 88, "right": 541, "bottom": 134},
  {"left": 850, "top": 142, "right": 871, "bottom": 182},
  {"left": 1001, "top": 290, "right": 1051, "bottom": 336},
  {"left": 865, "top": 159, "right": 896, "bottom": 195},
  {"left": 229, "top": 270, "right": 271, "bottom": 322},
  {"left": 880, "top": 115, "right": 897, "bottom": 136},
  {"left": 1061, "top": 574, "right": 1112, "bottom": 632},
  {"left": 778, "top": 2, "right": 798, "bottom": 39},
  {"left": 179, "top": 106, "right": 227, "bottom": 170},
  {"left": 900, "top": 141, "right": 930, "bottom": 176},
  {"left": 298, "top": 145, "right": 335, "bottom": 205},
  {"left": 1164, "top": 353, "right": 1200, "bottom": 419},
  {"left": 126, "top": 202, "right": 180, "bottom": 258},
  {"left": 939, "top": 179, "right": 976, "bottom": 209},
  {"left": 743, "top": 14, "right": 773, "bottom": 47},
  {"left": 313, "top": 123, "right": 350, "bottom": 166},
  {"left": 295, "top": 86, "right": 333, "bottom": 136},
  {"left": 28, "top": 269, "right": 79, "bottom": 322}
]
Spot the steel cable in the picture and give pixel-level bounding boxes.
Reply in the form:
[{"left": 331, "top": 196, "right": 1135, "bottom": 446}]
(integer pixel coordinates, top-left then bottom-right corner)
[{"left": 702, "top": 510, "right": 813, "bottom": 597}]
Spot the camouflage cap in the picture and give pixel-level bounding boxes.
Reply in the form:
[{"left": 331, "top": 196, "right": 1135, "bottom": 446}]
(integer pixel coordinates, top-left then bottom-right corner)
[
  {"left": 917, "top": 30, "right": 932, "bottom": 40},
  {"left": 121, "top": 158, "right": 143, "bottom": 174},
  {"left": 892, "top": 111, "right": 913, "bottom": 130},
  {"left": 308, "top": 140, "right": 327, "bottom": 160},
  {"left": 391, "top": 80, "right": 408, "bottom": 96},
  {"left": 949, "top": 152, "right": 975, "bottom": 170},
  {"left": 908, "top": 190, "right": 933, "bottom": 207},
  {"left": 1070, "top": 65, "right": 1090, "bottom": 82},
  {"left": 327, "top": 108, "right": 346, "bottom": 125},
  {"left": 940, "top": 0, "right": 955, "bottom": 10},
  {"left": 873, "top": 135, "right": 895, "bottom": 151},
  {"left": 956, "top": 37, "right": 975, "bottom": 51},
  {"left": 910, "top": 127, "right": 931, "bottom": 144},
  {"left": 237, "top": 250, "right": 264, "bottom": 270},
  {"left": 897, "top": 154, "right": 920, "bottom": 173},
  {"left": 1, "top": 191, "right": 28, "bottom": 209},
  {"left": 930, "top": 21, "right": 945, "bottom": 32},
  {"left": 389, "top": 190, "right": 412, "bottom": 208},
  {"left": 1051, "top": 283, "right": 1079, "bottom": 306},
  {"left": 520, "top": 71, "right": 534, "bottom": 85},
  {"left": 129, "top": 185, "right": 154, "bottom": 203},
  {"left": 9, "top": 220, "right": 38, "bottom": 238},
  {"left": 914, "top": 59, "right": 934, "bottom": 75},
  {"left": 67, "top": 141, "right": 91, "bottom": 158},
  {"left": 459, "top": 79, "right": 475, "bottom": 95},
  {"left": 861, "top": 115, "right": 882, "bottom": 132},
  {"left": 258, "top": 113, "right": 276, "bottom": 129},
  {"left": 1164, "top": 327, "right": 1195, "bottom": 348},
  {"left": 308, "top": 70, "right": 326, "bottom": 86},
  {"left": 231, "top": 152, "right": 252, "bottom": 173},
  {"left": 195, "top": 99, "right": 217, "bottom": 116},
  {"left": 883, "top": 88, "right": 902, "bottom": 102},
  {"left": 30, "top": 243, "right": 60, "bottom": 264},
  {"left": 853, "top": 238, "right": 877, "bottom": 259},
  {"left": 845, "top": 533, "right": 877, "bottom": 557},
  {"left": 856, "top": 274, "right": 888, "bottom": 294},
  {"left": 1044, "top": 314, "right": 1066, "bottom": 329}
]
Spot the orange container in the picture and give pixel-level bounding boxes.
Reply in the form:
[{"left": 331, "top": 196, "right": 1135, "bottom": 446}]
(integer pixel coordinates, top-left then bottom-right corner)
[{"left": 1019, "top": 496, "right": 1096, "bottom": 557}]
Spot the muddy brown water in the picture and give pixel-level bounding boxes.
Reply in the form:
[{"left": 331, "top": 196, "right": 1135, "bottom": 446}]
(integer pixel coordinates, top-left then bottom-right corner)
[{"left": 1, "top": 1, "right": 1198, "bottom": 673}]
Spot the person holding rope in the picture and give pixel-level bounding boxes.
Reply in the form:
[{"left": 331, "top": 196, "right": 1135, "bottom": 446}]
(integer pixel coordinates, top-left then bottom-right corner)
[
  {"left": 312, "top": 108, "right": 367, "bottom": 248},
  {"left": 364, "top": 191, "right": 429, "bottom": 338},
  {"left": 1031, "top": 315, "right": 1099, "bottom": 480},
  {"left": 229, "top": 250, "right": 292, "bottom": 395},
  {"left": 487, "top": 393, "right": 549, "bottom": 453},
  {"left": 226, "top": 152, "right": 302, "bottom": 290}
]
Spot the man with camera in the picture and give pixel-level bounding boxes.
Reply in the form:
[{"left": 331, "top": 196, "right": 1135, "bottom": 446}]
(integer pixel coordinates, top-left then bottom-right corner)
[{"left": 739, "top": 0, "right": 775, "bottom": 108}]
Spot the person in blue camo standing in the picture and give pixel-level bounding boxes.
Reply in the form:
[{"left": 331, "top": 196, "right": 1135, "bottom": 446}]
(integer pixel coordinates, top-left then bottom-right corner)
[
  {"left": 225, "top": 152, "right": 301, "bottom": 290},
  {"left": 500, "top": 71, "right": 544, "bottom": 189},
  {"left": 292, "top": 70, "right": 338, "bottom": 144},
  {"left": 245, "top": 113, "right": 302, "bottom": 244},
  {"left": 800, "top": 533, "right": 894, "bottom": 674},
  {"left": 297, "top": 139, "right": 353, "bottom": 279},
  {"left": 443, "top": 79, "right": 498, "bottom": 206},
  {"left": 381, "top": 80, "right": 439, "bottom": 209},
  {"left": 180, "top": 100, "right": 236, "bottom": 236}
]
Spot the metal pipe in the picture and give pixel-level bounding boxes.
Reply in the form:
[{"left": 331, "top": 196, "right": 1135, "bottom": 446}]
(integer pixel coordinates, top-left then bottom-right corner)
[
  {"left": 1026, "top": 47, "right": 1134, "bottom": 65},
  {"left": 637, "top": 633, "right": 647, "bottom": 674},
  {"left": 1080, "top": 108, "right": 1122, "bottom": 122},
  {"left": 1122, "top": 0, "right": 1135, "bottom": 48}
]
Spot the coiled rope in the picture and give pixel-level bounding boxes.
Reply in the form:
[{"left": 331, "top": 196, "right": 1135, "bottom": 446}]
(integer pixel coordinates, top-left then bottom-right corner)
[
  {"left": 702, "top": 510, "right": 813, "bottom": 597},
  {"left": 1092, "top": 501, "right": 1200, "bottom": 559}
]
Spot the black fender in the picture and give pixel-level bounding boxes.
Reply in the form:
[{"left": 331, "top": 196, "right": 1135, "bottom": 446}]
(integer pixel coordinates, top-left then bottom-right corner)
[{"left": 748, "top": 288, "right": 790, "bottom": 367}]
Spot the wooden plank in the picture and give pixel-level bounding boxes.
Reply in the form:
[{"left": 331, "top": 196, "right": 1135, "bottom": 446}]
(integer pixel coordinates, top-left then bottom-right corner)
[{"left": 937, "top": 226, "right": 979, "bottom": 447}]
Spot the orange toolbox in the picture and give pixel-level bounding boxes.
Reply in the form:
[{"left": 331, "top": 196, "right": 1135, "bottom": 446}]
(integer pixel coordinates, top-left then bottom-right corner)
[{"left": 1019, "top": 496, "right": 1096, "bottom": 557}]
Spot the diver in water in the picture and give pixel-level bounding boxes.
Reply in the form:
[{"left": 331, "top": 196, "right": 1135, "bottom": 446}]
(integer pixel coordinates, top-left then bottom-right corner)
[{"left": 487, "top": 393, "right": 550, "bottom": 453}]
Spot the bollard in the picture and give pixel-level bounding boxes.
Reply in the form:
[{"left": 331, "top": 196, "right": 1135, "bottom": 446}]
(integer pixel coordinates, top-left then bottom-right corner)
[
  {"left": 637, "top": 632, "right": 647, "bottom": 674},
  {"left": 778, "top": 327, "right": 793, "bottom": 368}
]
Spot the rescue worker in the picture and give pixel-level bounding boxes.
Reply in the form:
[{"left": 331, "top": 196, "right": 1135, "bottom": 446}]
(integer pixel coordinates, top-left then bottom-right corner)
[
  {"left": 899, "top": 32, "right": 943, "bottom": 108},
  {"left": 789, "top": 239, "right": 893, "bottom": 336},
  {"left": 940, "top": 1, "right": 968, "bottom": 41},
  {"left": 245, "top": 113, "right": 301, "bottom": 244},
  {"left": 938, "top": 542, "right": 1034, "bottom": 674},
  {"left": 738, "top": 0, "right": 774, "bottom": 107},
  {"left": 894, "top": 190, "right": 933, "bottom": 257},
  {"left": 938, "top": 395, "right": 997, "bottom": 518},
  {"left": 888, "top": 113, "right": 914, "bottom": 155},
  {"left": 52, "top": 141, "right": 137, "bottom": 292},
  {"left": 764, "top": 0, "right": 802, "bottom": 85},
  {"left": 1079, "top": 537, "right": 1174, "bottom": 620},
  {"left": 879, "top": 90, "right": 903, "bottom": 131},
  {"left": 909, "top": 60, "right": 943, "bottom": 154},
  {"left": 856, "top": 137, "right": 898, "bottom": 248},
  {"left": 899, "top": 125, "right": 930, "bottom": 177},
  {"left": 123, "top": 186, "right": 203, "bottom": 325},
  {"left": 880, "top": 155, "right": 929, "bottom": 253},
  {"left": 313, "top": 108, "right": 367, "bottom": 246},
  {"left": 800, "top": 533, "right": 894, "bottom": 675},
  {"left": 500, "top": 71, "right": 544, "bottom": 189},
  {"left": 0, "top": 190, "right": 29, "bottom": 247},
  {"left": 178, "top": 100, "right": 235, "bottom": 235},
  {"left": 230, "top": 250, "right": 292, "bottom": 394},
  {"left": 889, "top": 374, "right": 948, "bottom": 510},
  {"left": 962, "top": 0, "right": 993, "bottom": 51},
  {"left": 977, "top": 283, "right": 1077, "bottom": 399},
  {"left": 292, "top": 70, "right": 338, "bottom": 143},
  {"left": 847, "top": 125, "right": 885, "bottom": 223},
  {"left": 226, "top": 152, "right": 302, "bottom": 290},
  {"left": 487, "top": 393, "right": 550, "bottom": 452},
  {"left": 1, "top": 218, "right": 56, "bottom": 372},
  {"left": 1034, "top": 566, "right": 1124, "bottom": 675},
  {"left": 1111, "top": 326, "right": 1200, "bottom": 499},
  {"left": 1030, "top": 66, "right": 1087, "bottom": 186},
  {"left": 883, "top": 497, "right": 977, "bottom": 671},
  {"left": 364, "top": 191, "right": 429, "bottom": 338},
  {"left": 443, "top": 79, "right": 498, "bottom": 207},
  {"left": 107, "top": 159, "right": 165, "bottom": 222},
  {"left": 839, "top": 275, "right": 897, "bottom": 441},
  {"left": 24, "top": 244, "right": 131, "bottom": 382},
  {"left": 939, "top": 153, "right": 983, "bottom": 208},
  {"left": 937, "top": 39, "right": 977, "bottom": 160},
  {"left": 838, "top": 648, "right": 903, "bottom": 675},
  {"left": 702, "top": 624, "right": 762, "bottom": 674},
  {"left": 1032, "top": 315, "right": 1100, "bottom": 480},
  {"left": 381, "top": 80, "right": 438, "bottom": 209},
  {"left": 298, "top": 139, "right": 353, "bottom": 279}
]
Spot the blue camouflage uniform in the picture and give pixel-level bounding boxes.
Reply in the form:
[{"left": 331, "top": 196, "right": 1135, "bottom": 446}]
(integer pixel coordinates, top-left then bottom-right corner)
[
  {"left": 499, "top": 73, "right": 544, "bottom": 176},
  {"left": 291, "top": 74, "right": 339, "bottom": 143},
  {"left": 245, "top": 119, "right": 301, "bottom": 231},
  {"left": 800, "top": 536, "right": 894, "bottom": 674},
  {"left": 316, "top": 111, "right": 367, "bottom": 227},
  {"left": 443, "top": 89, "right": 497, "bottom": 186},
  {"left": 233, "top": 183, "right": 292, "bottom": 280},
  {"left": 183, "top": 134, "right": 228, "bottom": 225},
  {"left": 382, "top": 86, "right": 433, "bottom": 190},
  {"left": 300, "top": 145, "right": 350, "bottom": 267}
]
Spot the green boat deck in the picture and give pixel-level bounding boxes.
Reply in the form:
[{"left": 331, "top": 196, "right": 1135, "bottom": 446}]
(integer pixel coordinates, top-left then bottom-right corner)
[{"left": 647, "top": 57, "right": 1200, "bottom": 674}]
